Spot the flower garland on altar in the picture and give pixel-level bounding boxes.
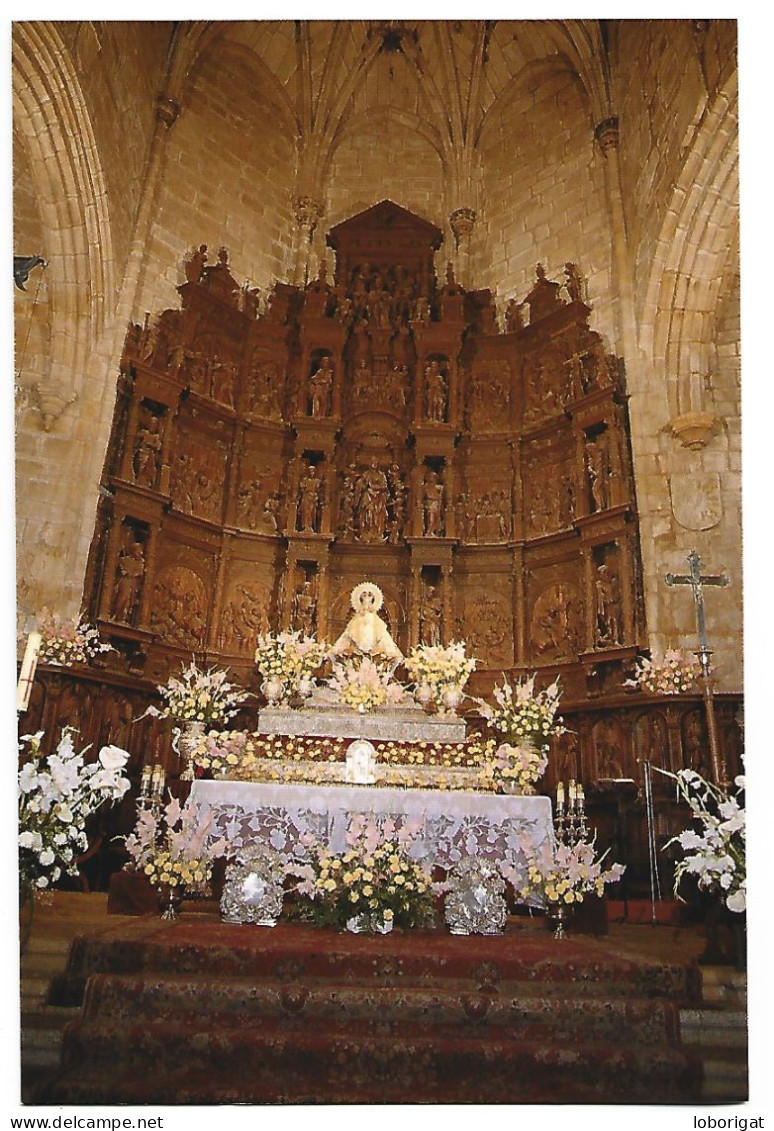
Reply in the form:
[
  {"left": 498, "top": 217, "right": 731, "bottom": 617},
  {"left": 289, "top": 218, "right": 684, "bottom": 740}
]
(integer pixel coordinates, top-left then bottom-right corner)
[
  {"left": 188, "top": 729, "right": 500, "bottom": 787},
  {"left": 290, "top": 815, "right": 436, "bottom": 932},
  {"left": 18, "top": 729, "right": 130, "bottom": 898},
  {"left": 35, "top": 609, "right": 113, "bottom": 667},
  {"left": 623, "top": 649, "right": 701, "bottom": 695}
]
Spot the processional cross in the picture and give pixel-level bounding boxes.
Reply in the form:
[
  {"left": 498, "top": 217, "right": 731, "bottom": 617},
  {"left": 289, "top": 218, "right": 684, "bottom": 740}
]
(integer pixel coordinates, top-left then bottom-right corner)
[{"left": 664, "top": 550, "right": 730, "bottom": 785}]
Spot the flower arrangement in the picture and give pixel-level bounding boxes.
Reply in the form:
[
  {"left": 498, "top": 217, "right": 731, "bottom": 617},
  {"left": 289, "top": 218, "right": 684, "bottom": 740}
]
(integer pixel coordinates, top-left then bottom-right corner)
[
  {"left": 292, "top": 816, "right": 435, "bottom": 932},
  {"left": 623, "top": 649, "right": 701, "bottom": 695},
  {"left": 478, "top": 741, "right": 549, "bottom": 795},
  {"left": 659, "top": 767, "right": 745, "bottom": 913},
  {"left": 18, "top": 729, "right": 130, "bottom": 898},
  {"left": 35, "top": 609, "right": 113, "bottom": 666},
  {"left": 473, "top": 673, "right": 563, "bottom": 749},
  {"left": 254, "top": 631, "right": 327, "bottom": 704},
  {"left": 124, "top": 794, "right": 227, "bottom": 893},
  {"left": 327, "top": 656, "right": 405, "bottom": 713},
  {"left": 158, "top": 660, "right": 250, "bottom": 725},
  {"left": 404, "top": 641, "right": 476, "bottom": 713},
  {"left": 518, "top": 838, "right": 625, "bottom": 907}
]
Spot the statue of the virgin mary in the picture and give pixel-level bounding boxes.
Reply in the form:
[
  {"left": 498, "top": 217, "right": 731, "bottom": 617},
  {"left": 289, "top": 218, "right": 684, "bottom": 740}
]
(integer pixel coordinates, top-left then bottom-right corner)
[{"left": 329, "top": 581, "right": 403, "bottom": 666}]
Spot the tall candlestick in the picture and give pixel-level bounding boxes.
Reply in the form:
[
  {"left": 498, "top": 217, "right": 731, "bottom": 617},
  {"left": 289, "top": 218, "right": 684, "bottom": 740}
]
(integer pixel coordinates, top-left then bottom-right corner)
[{"left": 17, "top": 631, "right": 42, "bottom": 713}]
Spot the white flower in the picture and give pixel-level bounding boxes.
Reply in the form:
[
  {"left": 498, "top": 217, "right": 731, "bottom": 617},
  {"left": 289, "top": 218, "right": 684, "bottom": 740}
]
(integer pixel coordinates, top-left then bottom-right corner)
[
  {"left": 57, "top": 804, "right": 74, "bottom": 824},
  {"left": 726, "top": 888, "right": 746, "bottom": 913},
  {"left": 35, "top": 876, "right": 49, "bottom": 888},
  {"left": 19, "top": 830, "right": 42, "bottom": 851},
  {"left": 18, "top": 763, "right": 40, "bottom": 793},
  {"left": 99, "top": 745, "right": 130, "bottom": 771},
  {"left": 39, "top": 848, "right": 56, "bottom": 866}
]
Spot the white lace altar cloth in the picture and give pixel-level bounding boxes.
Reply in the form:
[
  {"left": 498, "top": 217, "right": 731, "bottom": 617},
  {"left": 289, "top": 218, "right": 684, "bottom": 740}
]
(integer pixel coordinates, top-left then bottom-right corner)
[{"left": 191, "top": 780, "right": 554, "bottom": 891}]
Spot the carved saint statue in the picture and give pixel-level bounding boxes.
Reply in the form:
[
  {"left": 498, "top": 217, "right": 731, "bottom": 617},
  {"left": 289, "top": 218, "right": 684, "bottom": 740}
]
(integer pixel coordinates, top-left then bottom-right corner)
[
  {"left": 329, "top": 581, "right": 403, "bottom": 665},
  {"left": 595, "top": 564, "right": 622, "bottom": 646},
  {"left": 298, "top": 465, "right": 322, "bottom": 532},
  {"left": 425, "top": 360, "right": 447, "bottom": 422},
  {"left": 133, "top": 413, "right": 163, "bottom": 488},
  {"left": 420, "top": 584, "right": 443, "bottom": 646},
  {"left": 293, "top": 579, "right": 317, "bottom": 637},
  {"left": 112, "top": 538, "right": 145, "bottom": 624},
  {"left": 309, "top": 356, "right": 333, "bottom": 417}
]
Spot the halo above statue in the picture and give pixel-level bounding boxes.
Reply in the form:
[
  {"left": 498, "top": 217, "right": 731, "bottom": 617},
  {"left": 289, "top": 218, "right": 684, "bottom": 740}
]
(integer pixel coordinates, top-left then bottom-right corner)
[{"left": 350, "top": 581, "right": 384, "bottom": 613}]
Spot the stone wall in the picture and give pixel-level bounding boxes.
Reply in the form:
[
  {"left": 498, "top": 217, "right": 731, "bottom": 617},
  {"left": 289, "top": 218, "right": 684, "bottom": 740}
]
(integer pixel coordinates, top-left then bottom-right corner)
[
  {"left": 137, "top": 46, "right": 297, "bottom": 317},
  {"left": 473, "top": 64, "right": 616, "bottom": 347}
]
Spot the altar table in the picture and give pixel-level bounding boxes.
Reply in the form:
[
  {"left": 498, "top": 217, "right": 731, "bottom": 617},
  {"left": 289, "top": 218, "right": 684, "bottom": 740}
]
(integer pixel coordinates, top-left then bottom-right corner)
[{"left": 191, "top": 779, "right": 554, "bottom": 884}]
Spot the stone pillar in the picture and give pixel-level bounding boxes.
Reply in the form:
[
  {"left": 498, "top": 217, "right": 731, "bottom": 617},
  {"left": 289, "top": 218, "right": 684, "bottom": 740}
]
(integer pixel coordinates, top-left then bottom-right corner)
[
  {"left": 291, "top": 196, "right": 324, "bottom": 287},
  {"left": 594, "top": 119, "right": 638, "bottom": 365},
  {"left": 449, "top": 207, "right": 476, "bottom": 287}
]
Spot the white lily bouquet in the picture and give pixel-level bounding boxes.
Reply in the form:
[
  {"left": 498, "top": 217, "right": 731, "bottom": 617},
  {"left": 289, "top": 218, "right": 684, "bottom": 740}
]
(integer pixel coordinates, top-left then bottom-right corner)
[
  {"left": 18, "top": 728, "right": 130, "bottom": 899},
  {"left": 473, "top": 673, "right": 563, "bottom": 750},
  {"left": 660, "top": 767, "right": 746, "bottom": 913},
  {"left": 35, "top": 609, "right": 113, "bottom": 666},
  {"left": 158, "top": 660, "right": 251, "bottom": 725},
  {"left": 623, "top": 648, "right": 701, "bottom": 695},
  {"left": 404, "top": 641, "right": 476, "bottom": 714},
  {"left": 328, "top": 656, "right": 406, "bottom": 713},
  {"left": 254, "top": 631, "right": 327, "bottom": 705}
]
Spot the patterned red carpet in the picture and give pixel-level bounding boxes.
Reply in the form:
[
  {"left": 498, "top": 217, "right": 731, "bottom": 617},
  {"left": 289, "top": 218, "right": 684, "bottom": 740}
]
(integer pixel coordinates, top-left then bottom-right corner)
[{"left": 38, "top": 911, "right": 704, "bottom": 1105}]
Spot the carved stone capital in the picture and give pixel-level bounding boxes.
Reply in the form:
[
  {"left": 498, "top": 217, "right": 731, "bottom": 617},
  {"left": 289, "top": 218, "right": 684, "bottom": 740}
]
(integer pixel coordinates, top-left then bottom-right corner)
[
  {"left": 291, "top": 195, "right": 324, "bottom": 234},
  {"left": 594, "top": 116, "right": 619, "bottom": 154},
  {"left": 156, "top": 96, "right": 181, "bottom": 128},
  {"left": 670, "top": 411, "right": 720, "bottom": 450},
  {"left": 449, "top": 207, "right": 476, "bottom": 246}
]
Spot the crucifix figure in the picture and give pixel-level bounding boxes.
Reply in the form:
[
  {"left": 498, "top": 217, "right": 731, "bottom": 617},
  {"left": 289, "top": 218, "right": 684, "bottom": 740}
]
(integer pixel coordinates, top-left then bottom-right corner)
[{"left": 664, "top": 550, "right": 730, "bottom": 784}]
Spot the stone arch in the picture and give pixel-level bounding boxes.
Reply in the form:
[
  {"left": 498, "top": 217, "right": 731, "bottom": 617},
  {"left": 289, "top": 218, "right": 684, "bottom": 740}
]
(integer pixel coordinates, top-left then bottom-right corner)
[
  {"left": 13, "top": 21, "right": 114, "bottom": 428},
  {"left": 640, "top": 74, "right": 739, "bottom": 426}
]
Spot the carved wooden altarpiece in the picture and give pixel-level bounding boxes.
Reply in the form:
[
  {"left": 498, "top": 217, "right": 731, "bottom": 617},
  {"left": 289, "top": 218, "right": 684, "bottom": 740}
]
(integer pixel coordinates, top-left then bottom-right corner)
[{"left": 85, "top": 200, "right": 644, "bottom": 702}]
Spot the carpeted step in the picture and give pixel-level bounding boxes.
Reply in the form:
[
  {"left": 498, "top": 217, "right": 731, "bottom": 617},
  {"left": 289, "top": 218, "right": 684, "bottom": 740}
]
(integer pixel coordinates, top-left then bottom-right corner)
[
  {"left": 48, "top": 923, "right": 700, "bottom": 1006},
  {"left": 38, "top": 1021, "right": 703, "bottom": 1105},
  {"left": 77, "top": 971, "right": 683, "bottom": 1045}
]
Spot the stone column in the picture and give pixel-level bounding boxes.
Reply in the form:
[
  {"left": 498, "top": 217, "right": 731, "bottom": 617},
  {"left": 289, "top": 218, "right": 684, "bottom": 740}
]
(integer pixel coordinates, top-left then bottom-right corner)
[
  {"left": 291, "top": 196, "right": 324, "bottom": 287},
  {"left": 449, "top": 207, "right": 476, "bottom": 287},
  {"left": 594, "top": 119, "right": 638, "bottom": 366}
]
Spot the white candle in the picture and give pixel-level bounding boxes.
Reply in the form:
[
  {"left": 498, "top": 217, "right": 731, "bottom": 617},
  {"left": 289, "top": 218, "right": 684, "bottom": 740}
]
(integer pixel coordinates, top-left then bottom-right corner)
[
  {"left": 17, "top": 631, "right": 42, "bottom": 713},
  {"left": 556, "top": 782, "right": 565, "bottom": 808}
]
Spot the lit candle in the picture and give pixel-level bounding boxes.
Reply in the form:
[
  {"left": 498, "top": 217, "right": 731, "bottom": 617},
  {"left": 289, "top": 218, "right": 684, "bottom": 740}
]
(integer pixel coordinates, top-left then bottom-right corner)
[
  {"left": 577, "top": 784, "right": 585, "bottom": 812},
  {"left": 17, "top": 632, "right": 42, "bottom": 713},
  {"left": 140, "top": 765, "right": 152, "bottom": 795},
  {"left": 556, "top": 782, "right": 565, "bottom": 810}
]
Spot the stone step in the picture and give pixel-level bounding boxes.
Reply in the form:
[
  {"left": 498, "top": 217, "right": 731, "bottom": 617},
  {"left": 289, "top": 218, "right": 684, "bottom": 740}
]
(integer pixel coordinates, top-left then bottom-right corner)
[
  {"left": 680, "top": 1008, "right": 747, "bottom": 1049},
  {"left": 701, "top": 1052, "right": 749, "bottom": 1102}
]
